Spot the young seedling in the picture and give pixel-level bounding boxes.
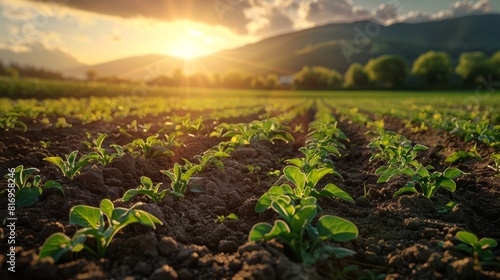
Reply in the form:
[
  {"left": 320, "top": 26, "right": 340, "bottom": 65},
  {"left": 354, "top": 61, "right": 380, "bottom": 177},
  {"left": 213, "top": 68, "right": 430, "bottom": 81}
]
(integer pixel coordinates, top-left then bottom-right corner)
[
  {"left": 387, "top": 167, "right": 465, "bottom": 199},
  {"left": 286, "top": 147, "right": 339, "bottom": 178},
  {"left": 246, "top": 164, "right": 262, "bottom": 185},
  {"left": 451, "top": 119, "right": 498, "bottom": 146},
  {"left": 488, "top": 153, "right": 500, "bottom": 176},
  {"left": 4, "top": 165, "right": 64, "bottom": 207},
  {"left": 160, "top": 163, "right": 201, "bottom": 198},
  {"left": 455, "top": 231, "right": 498, "bottom": 268},
  {"left": 189, "top": 145, "right": 231, "bottom": 172},
  {"left": 307, "top": 120, "right": 348, "bottom": 157},
  {"left": 249, "top": 195, "right": 358, "bottom": 264},
  {"left": 84, "top": 133, "right": 124, "bottom": 166},
  {"left": 122, "top": 176, "right": 166, "bottom": 203},
  {"left": 267, "top": 169, "right": 281, "bottom": 180},
  {"left": 445, "top": 145, "right": 482, "bottom": 163},
  {"left": 215, "top": 213, "right": 239, "bottom": 223},
  {"left": 0, "top": 113, "right": 27, "bottom": 132},
  {"left": 117, "top": 120, "right": 153, "bottom": 137},
  {"left": 125, "top": 135, "right": 174, "bottom": 159},
  {"left": 44, "top": 150, "right": 91, "bottom": 180},
  {"left": 39, "top": 199, "right": 162, "bottom": 262},
  {"left": 39, "top": 140, "right": 51, "bottom": 149},
  {"left": 255, "top": 166, "right": 353, "bottom": 212}
]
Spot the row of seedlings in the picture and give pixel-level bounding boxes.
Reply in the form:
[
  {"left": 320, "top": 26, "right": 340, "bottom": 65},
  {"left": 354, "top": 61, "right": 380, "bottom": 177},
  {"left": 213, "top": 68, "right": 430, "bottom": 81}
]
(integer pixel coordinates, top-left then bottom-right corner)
[{"left": 248, "top": 102, "right": 359, "bottom": 264}]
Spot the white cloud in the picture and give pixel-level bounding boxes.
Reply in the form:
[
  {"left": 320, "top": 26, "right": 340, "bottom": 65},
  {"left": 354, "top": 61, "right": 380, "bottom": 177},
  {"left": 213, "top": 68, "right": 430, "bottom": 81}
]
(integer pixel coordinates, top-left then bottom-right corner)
[
  {"left": 0, "top": 42, "right": 31, "bottom": 52},
  {"left": 398, "top": 0, "right": 495, "bottom": 24}
]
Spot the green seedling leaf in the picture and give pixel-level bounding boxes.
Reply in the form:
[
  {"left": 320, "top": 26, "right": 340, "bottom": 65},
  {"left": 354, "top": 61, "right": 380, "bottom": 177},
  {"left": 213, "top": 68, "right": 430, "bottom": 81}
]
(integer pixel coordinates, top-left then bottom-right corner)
[
  {"left": 478, "top": 238, "right": 498, "bottom": 249},
  {"left": 43, "top": 180, "right": 64, "bottom": 195},
  {"left": 316, "top": 246, "right": 357, "bottom": 259},
  {"left": 122, "top": 189, "right": 139, "bottom": 202},
  {"left": 437, "top": 178, "right": 456, "bottom": 192},
  {"left": 393, "top": 185, "right": 418, "bottom": 197},
  {"left": 100, "top": 199, "right": 114, "bottom": 219},
  {"left": 249, "top": 222, "right": 274, "bottom": 241},
  {"left": 70, "top": 205, "right": 102, "bottom": 229},
  {"left": 318, "top": 183, "right": 354, "bottom": 203},
  {"left": 456, "top": 243, "right": 474, "bottom": 254},
  {"left": 39, "top": 233, "right": 77, "bottom": 262},
  {"left": 291, "top": 205, "right": 317, "bottom": 236},
  {"left": 271, "top": 196, "right": 295, "bottom": 223},
  {"left": 457, "top": 231, "right": 478, "bottom": 246},
  {"left": 43, "top": 157, "right": 65, "bottom": 171},
  {"left": 377, "top": 167, "right": 400, "bottom": 183},
  {"left": 443, "top": 168, "right": 464, "bottom": 179},
  {"left": 413, "top": 144, "right": 429, "bottom": 151},
  {"left": 478, "top": 249, "right": 493, "bottom": 261},
  {"left": 140, "top": 176, "right": 153, "bottom": 188},
  {"left": 307, "top": 168, "right": 333, "bottom": 186},
  {"left": 317, "top": 215, "right": 358, "bottom": 242},
  {"left": 284, "top": 166, "right": 306, "bottom": 189},
  {"left": 227, "top": 213, "right": 239, "bottom": 220},
  {"left": 16, "top": 187, "right": 42, "bottom": 207}
]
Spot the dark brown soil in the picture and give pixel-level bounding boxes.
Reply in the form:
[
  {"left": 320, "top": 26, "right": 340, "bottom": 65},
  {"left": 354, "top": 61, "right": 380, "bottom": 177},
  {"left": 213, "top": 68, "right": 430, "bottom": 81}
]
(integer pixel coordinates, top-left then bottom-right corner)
[{"left": 0, "top": 104, "right": 499, "bottom": 280}]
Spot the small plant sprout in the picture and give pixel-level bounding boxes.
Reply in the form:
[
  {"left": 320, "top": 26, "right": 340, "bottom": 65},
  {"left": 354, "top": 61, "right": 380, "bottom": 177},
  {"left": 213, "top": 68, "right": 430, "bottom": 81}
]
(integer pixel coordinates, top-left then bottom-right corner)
[
  {"left": 445, "top": 145, "right": 483, "bottom": 163},
  {"left": 44, "top": 150, "right": 91, "bottom": 180},
  {"left": 122, "top": 176, "right": 166, "bottom": 203},
  {"left": 117, "top": 120, "right": 153, "bottom": 137},
  {"left": 126, "top": 134, "right": 176, "bottom": 159},
  {"left": 160, "top": 163, "right": 201, "bottom": 198},
  {"left": 4, "top": 165, "right": 64, "bottom": 207},
  {"left": 39, "top": 140, "right": 51, "bottom": 149},
  {"left": 255, "top": 166, "right": 353, "bottom": 212},
  {"left": 189, "top": 146, "right": 231, "bottom": 172},
  {"left": 455, "top": 231, "right": 498, "bottom": 268},
  {"left": 246, "top": 164, "right": 262, "bottom": 185},
  {"left": 249, "top": 196, "right": 358, "bottom": 264},
  {"left": 0, "top": 113, "right": 27, "bottom": 131},
  {"left": 389, "top": 167, "right": 465, "bottom": 199},
  {"left": 267, "top": 169, "right": 280, "bottom": 178},
  {"left": 83, "top": 133, "right": 124, "bottom": 166},
  {"left": 488, "top": 153, "right": 500, "bottom": 176},
  {"left": 39, "top": 199, "right": 162, "bottom": 262},
  {"left": 216, "top": 213, "right": 239, "bottom": 223}
]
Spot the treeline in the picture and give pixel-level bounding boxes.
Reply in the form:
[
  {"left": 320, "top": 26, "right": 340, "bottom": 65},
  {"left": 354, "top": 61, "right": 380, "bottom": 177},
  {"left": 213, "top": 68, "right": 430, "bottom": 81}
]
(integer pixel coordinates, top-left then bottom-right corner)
[
  {"left": 294, "top": 51, "right": 500, "bottom": 90},
  {"left": 2, "top": 50, "right": 499, "bottom": 91},
  {"left": 146, "top": 69, "right": 280, "bottom": 90},
  {"left": 0, "top": 61, "right": 65, "bottom": 80}
]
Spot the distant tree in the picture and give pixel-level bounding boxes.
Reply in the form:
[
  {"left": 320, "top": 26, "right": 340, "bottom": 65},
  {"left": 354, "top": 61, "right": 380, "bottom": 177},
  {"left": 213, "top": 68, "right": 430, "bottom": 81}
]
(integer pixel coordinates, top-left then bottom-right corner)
[
  {"left": 343, "top": 62, "right": 370, "bottom": 88},
  {"left": 266, "top": 74, "right": 279, "bottom": 89},
  {"left": 171, "top": 68, "right": 186, "bottom": 87},
  {"left": 147, "top": 75, "right": 171, "bottom": 87},
  {"left": 251, "top": 76, "right": 267, "bottom": 89},
  {"left": 221, "top": 70, "right": 252, "bottom": 89},
  {"left": 293, "top": 66, "right": 342, "bottom": 90},
  {"left": 85, "top": 69, "right": 97, "bottom": 82},
  {"left": 455, "top": 52, "right": 493, "bottom": 84},
  {"left": 412, "top": 51, "right": 452, "bottom": 85},
  {"left": 491, "top": 51, "right": 500, "bottom": 79},
  {"left": 250, "top": 74, "right": 279, "bottom": 89},
  {"left": 188, "top": 72, "right": 213, "bottom": 88},
  {"left": 365, "top": 55, "right": 408, "bottom": 87}
]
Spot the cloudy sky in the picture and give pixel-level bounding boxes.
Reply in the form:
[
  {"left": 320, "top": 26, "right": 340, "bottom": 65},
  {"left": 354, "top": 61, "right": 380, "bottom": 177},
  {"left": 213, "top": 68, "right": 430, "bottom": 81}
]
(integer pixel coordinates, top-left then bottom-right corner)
[{"left": 0, "top": 0, "right": 498, "bottom": 64}]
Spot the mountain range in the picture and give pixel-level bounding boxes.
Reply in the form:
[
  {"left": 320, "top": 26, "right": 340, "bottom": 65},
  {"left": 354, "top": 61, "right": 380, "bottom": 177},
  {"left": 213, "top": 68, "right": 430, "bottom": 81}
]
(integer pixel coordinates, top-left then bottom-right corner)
[{"left": 1, "top": 14, "right": 500, "bottom": 80}]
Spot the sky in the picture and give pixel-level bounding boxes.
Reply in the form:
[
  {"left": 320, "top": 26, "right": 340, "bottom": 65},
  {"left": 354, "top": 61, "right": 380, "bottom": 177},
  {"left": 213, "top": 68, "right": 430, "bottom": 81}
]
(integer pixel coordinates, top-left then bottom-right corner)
[{"left": 0, "top": 0, "right": 498, "bottom": 65}]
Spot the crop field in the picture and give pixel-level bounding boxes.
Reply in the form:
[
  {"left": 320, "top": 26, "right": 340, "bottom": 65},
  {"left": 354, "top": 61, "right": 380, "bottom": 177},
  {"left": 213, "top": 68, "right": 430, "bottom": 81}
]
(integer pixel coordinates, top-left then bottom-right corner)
[{"left": 0, "top": 91, "right": 499, "bottom": 279}]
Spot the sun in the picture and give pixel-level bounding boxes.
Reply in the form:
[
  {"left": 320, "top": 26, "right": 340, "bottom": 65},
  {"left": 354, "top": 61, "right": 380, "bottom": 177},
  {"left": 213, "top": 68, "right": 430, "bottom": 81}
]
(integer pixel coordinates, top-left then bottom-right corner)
[{"left": 171, "top": 41, "right": 202, "bottom": 60}]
